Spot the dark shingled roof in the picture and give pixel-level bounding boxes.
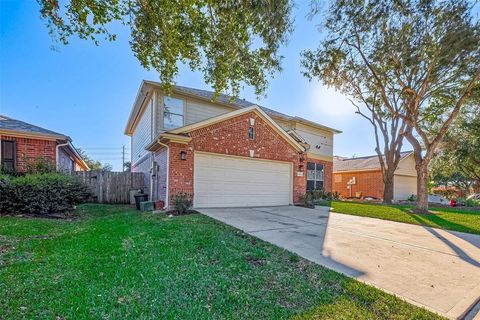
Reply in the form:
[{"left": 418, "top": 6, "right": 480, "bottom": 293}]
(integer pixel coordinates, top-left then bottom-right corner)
[
  {"left": 333, "top": 151, "right": 413, "bottom": 172},
  {"left": 0, "top": 115, "right": 69, "bottom": 139}
]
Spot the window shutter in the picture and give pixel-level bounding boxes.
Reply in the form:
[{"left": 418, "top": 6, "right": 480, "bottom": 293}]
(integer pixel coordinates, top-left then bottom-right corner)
[{"left": 1, "top": 140, "right": 16, "bottom": 171}]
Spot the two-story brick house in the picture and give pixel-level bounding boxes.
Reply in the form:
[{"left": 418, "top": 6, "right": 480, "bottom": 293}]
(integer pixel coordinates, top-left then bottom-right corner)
[{"left": 125, "top": 81, "right": 341, "bottom": 208}]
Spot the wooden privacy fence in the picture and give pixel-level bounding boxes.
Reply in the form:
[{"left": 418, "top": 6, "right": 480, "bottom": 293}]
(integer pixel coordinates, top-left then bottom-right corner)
[{"left": 73, "top": 171, "right": 146, "bottom": 204}]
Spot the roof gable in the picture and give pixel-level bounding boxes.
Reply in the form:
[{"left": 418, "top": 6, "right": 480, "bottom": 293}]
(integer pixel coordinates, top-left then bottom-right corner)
[{"left": 162, "top": 106, "right": 305, "bottom": 151}]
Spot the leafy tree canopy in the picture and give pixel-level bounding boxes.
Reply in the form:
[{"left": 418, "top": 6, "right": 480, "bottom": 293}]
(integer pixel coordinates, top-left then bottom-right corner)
[
  {"left": 38, "top": 0, "right": 293, "bottom": 97},
  {"left": 302, "top": 0, "right": 480, "bottom": 212},
  {"left": 302, "top": 0, "right": 479, "bottom": 126},
  {"left": 76, "top": 148, "right": 112, "bottom": 171},
  {"left": 430, "top": 104, "right": 480, "bottom": 193}
]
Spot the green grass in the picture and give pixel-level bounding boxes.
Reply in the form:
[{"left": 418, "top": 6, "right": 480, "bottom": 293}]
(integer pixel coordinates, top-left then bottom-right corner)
[
  {"left": 0, "top": 204, "right": 441, "bottom": 319},
  {"left": 328, "top": 201, "right": 480, "bottom": 234}
]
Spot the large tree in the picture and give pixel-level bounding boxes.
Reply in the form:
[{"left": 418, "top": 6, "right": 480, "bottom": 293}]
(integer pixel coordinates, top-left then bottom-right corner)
[
  {"left": 37, "top": 0, "right": 293, "bottom": 97},
  {"left": 302, "top": 1, "right": 408, "bottom": 204},
  {"left": 430, "top": 104, "right": 480, "bottom": 195},
  {"left": 302, "top": 0, "right": 480, "bottom": 213}
]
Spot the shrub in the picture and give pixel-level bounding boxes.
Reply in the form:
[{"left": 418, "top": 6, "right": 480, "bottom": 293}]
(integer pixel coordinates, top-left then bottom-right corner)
[
  {"left": 465, "top": 198, "right": 480, "bottom": 207},
  {"left": 299, "top": 192, "right": 315, "bottom": 208},
  {"left": 0, "top": 173, "right": 91, "bottom": 215},
  {"left": 24, "top": 156, "right": 56, "bottom": 174},
  {"left": 170, "top": 192, "right": 193, "bottom": 214},
  {"left": 331, "top": 191, "right": 340, "bottom": 200}
]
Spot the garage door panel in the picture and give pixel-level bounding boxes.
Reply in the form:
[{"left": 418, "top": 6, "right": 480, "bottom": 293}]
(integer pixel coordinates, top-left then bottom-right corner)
[
  {"left": 394, "top": 175, "right": 416, "bottom": 201},
  {"left": 196, "top": 171, "right": 289, "bottom": 181},
  {"left": 194, "top": 153, "right": 292, "bottom": 208}
]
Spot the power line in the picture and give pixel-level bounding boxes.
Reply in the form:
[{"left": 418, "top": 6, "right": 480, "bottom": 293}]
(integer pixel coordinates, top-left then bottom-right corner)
[{"left": 122, "top": 145, "right": 126, "bottom": 172}]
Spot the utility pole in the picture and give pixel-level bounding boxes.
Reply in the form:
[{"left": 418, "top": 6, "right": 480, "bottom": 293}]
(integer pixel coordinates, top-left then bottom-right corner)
[{"left": 122, "top": 145, "right": 125, "bottom": 172}]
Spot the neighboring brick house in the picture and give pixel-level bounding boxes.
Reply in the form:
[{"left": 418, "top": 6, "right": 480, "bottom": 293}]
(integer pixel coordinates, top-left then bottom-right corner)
[
  {"left": 0, "top": 115, "right": 89, "bottom": 173},
  {"left": 125, "top": 80, "right": 341, "bottom": 208},
  {"left": 333, "top": 151, "right": 416, "bottom": 201}
]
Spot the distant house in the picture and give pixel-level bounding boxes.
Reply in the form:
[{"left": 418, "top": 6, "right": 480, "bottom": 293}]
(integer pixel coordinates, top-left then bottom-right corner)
[
  {"left": 333, "top": 151, "right": 416, "bottom": 201},
  {"left": 0, "top": 115, "right": 88, "bottom": 173}
]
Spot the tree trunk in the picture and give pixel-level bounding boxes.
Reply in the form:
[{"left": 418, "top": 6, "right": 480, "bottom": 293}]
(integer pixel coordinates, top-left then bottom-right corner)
[
  {"left": 383, "top": 170, "right": 395, "bottom": 204},
  {"left": 414, "top": 164, "right": 429, "bottom": 214}
]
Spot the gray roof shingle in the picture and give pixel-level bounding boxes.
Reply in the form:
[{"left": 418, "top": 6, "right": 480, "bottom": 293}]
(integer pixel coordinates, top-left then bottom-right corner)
[
  {"left": 333, "top": 151, "right": 413, "bottom": 172},
  {"left": 0, "top": 115, "right": 68, "bottom": 139},
  {"left": 171, "top": 85, "right": 292, "bottom": 119}
]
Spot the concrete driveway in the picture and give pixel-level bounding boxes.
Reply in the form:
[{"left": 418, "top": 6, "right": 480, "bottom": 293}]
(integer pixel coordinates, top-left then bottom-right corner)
[{"left": 200, "top": 206, "right": 480, "bottom": 319}]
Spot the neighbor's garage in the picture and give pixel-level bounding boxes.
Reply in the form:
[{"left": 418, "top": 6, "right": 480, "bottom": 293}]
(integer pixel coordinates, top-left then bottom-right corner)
[
  {"left": 194, "top": 152, "right": 293, "bottom": 208},
  {"left": 394, "top": 175, "right": 417, "bottom": 201}
]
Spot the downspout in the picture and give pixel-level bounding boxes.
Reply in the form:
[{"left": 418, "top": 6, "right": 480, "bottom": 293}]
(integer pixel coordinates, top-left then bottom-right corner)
[
  {"left": 55, "top": 141, "right": 69, "bottom": 172},
  {"left": 156, "top": 140, "right": 170, "bottom": 210}
]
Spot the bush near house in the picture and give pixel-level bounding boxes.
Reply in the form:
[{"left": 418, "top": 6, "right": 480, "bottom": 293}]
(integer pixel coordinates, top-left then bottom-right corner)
[
  {"left": 23, "top": 156, "right": 56, "bottom": 174},
  {"left": 0, "top": 173, "right": 91, "bottom": 216},
  {"left": 299, "top": 190, "right": 340, "bottom": 208},
  {"left": 170, "top": 191, "right": 194, "bottom": 215}
]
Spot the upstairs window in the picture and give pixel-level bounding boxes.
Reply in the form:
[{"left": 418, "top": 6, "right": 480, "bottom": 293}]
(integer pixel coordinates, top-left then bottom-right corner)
[
  {"left": 1, "top": 140, "right": 16, "bottom": 172},
  {"left": 306, "top": 162, "right": 324, "bottom": 191},
  {"left": 163, "top": 96, "right": 184, "bottom": 130},
  {"left": 248, "top": 127, "right": 255, "bottom": 140}
]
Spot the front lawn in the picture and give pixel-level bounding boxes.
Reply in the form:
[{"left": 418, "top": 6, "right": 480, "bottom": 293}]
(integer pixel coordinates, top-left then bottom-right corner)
[
  {"left": 0, "top": 204, "right": 440, "bottom": 319},
  {"left": 329, "top": 201, "right": 480, "bottom": 234}
]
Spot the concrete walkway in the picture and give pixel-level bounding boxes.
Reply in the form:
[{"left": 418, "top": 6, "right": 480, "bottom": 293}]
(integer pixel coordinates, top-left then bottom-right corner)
[{"left": 200, "top": 206, "right": 480, "bottom": 319}]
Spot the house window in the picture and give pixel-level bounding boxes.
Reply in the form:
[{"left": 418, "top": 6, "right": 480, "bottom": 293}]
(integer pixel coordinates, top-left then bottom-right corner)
[
  {"left": 248, "top": 127, "right": 255, "bottom": 140},
  {"left": 163, "top": 96, "right": 184, "bottom": 130},
  {"left": 1, "top": 140, "right": 16, "bottom": 172},
  {"left": 306, "top": 162, "right": 324, "bottom": 191}
]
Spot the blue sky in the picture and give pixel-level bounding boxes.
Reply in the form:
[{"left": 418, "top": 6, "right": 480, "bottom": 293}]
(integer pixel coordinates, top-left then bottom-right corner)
[{"left": 1, "top": 1, "right": 381, "bottom": 170}]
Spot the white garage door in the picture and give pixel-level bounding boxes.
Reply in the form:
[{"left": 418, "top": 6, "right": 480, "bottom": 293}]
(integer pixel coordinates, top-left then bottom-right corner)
[
  {"left": 394, "top": 175, "right": 417, "bottom": 201},
  {"left": 194, "top": 153, "right": 293, "bottom": 208}
]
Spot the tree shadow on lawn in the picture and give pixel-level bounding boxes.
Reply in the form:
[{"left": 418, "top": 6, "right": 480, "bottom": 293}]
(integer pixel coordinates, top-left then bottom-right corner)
[{"left": 404, "top": 208, "right": 480, "bottom": 235}]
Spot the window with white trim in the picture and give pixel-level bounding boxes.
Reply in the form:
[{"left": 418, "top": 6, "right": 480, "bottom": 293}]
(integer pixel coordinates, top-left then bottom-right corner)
[
  {"left": 306, "top": 162, "right": 324, "bottom": 191},
  {"left": 163, "top": 96, "right": 184, "bottom": 129}
]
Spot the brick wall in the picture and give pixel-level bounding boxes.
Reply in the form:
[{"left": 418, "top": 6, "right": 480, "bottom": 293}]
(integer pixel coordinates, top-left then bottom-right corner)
[
  {"left": 168, "top": 112, "right": 307, "bottom": 202},
  {"left": 168, "top": 142, "right": 194, "bottom": 195},
  {"left": 333, "top": 170, "right": 384, "bottom": 199},
  {"left": 1, "top": 135, "right": 56, "bottom": 172}
]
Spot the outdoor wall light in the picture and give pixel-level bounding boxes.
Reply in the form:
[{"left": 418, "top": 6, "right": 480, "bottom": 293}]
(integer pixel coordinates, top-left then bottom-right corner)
[{"left": 180, "top": 150, "right": 187, "bottom": 160}]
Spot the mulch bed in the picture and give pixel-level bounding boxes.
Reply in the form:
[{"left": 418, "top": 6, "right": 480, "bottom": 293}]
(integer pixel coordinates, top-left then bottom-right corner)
[
  {"left": 165, "top": 210, "right": 200, "bottom": 216},
  {"left": 295, "top": 204, "right": 315, "bottom": 209}
]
